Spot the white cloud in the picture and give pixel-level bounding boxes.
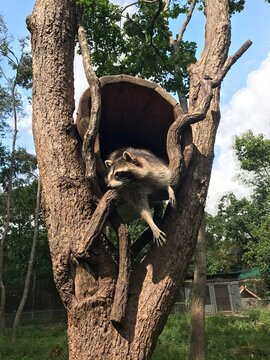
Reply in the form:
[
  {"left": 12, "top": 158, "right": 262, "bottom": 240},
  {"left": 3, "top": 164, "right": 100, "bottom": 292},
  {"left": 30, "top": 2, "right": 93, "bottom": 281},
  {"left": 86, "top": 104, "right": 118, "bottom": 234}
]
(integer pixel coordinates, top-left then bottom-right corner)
[
  {"left": 74, "top": 51, "right": 89, "bottom": 111},
  {"left": 206, "top": 53, "right": 270, "bottom": 214}
]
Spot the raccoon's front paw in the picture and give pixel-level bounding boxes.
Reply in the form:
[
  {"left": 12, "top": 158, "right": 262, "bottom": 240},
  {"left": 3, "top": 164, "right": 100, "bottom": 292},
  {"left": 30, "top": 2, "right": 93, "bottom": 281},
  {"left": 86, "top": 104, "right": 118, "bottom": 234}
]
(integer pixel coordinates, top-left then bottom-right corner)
[
  {"left": 153, "top": 229, "right": 167, "bottom": 247},
  {"left": 169, "top": 194, "right": 177, "bottom": 208},
  {"left": 168, "top": 186, "right": 177, "bottom": 208}
]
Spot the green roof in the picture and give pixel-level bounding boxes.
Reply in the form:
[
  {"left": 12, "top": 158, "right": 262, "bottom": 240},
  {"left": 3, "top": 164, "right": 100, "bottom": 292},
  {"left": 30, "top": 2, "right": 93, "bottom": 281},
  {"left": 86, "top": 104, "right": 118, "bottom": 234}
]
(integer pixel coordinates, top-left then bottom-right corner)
[{"left": 238, "top": 268, "right": 261, "bottom": 280}]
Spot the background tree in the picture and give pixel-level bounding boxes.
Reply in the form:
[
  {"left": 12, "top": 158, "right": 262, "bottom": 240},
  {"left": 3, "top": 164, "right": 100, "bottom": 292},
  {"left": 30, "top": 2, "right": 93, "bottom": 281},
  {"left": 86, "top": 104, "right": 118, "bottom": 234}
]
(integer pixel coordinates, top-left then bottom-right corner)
[
  {"left": 27, "top": 0, "right": 251, "bottom": 358},
  {"left": 235, "top": 131, "right": 270, "bottom": 286},
  {"left": 0, "top": 15, "right": 34, "bottom": 333},
  {"left": 206, "top": 131, "right": 270, "bottom": 291},
  {"left": 189, "top": 215, "right": 207, "bottom": 360},
  {"left": 11, "top": 177, "right": 41, "bottom": 340}
]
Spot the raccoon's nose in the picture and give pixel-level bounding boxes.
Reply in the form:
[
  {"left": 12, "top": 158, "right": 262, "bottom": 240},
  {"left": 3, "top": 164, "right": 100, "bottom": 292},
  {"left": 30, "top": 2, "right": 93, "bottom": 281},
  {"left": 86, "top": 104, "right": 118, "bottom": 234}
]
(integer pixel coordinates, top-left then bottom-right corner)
[{"left": 106, "top": 184, "right": 112, "bottom": 189}]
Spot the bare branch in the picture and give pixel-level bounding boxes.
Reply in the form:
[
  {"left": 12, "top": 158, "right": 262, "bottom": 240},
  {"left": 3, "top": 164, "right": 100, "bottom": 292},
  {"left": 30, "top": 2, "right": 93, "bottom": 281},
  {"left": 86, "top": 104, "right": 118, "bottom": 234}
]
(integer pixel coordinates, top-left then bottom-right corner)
[
  {"left": 147, "top": 0, "right": 175, "bottom": 72},
  {"left": 121, "top": 1, "right": 138, "bottom": 13},
  {"left": 77, "top": 15, "right": 102, "bottom": 197},
  {"left": 212, "top": 40, "right": 253, "bottom": 88},
  {"left": 168, "top": 1, "right": 197, "bottom": 112},
  {"left": 175, "top": 0, "right": 197, "bottom": 49},
  {"left": 121, "top": 0, "right": 159, "bottom": 13}
]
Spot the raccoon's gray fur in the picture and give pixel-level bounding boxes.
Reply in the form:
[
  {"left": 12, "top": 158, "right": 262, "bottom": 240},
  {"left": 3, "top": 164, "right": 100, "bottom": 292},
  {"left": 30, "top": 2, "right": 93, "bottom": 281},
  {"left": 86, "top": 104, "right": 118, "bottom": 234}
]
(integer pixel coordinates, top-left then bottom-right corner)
[{"left": 105, "top": 147, "right": 176, "bottom": 246}]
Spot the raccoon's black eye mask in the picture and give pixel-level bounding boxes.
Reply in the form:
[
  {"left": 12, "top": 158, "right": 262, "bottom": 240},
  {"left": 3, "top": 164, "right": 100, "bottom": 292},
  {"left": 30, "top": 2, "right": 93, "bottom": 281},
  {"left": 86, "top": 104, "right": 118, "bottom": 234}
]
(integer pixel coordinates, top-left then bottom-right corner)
[{"left": 114, "top": 171, "right": 133, "bottom": 180}]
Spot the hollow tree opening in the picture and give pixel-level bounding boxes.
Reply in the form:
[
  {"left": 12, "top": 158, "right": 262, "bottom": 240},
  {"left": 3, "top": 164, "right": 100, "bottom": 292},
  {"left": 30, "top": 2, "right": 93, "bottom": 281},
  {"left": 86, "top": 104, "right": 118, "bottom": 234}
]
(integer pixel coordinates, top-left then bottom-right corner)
[{"left": 76, "top": 74, "right": 183, "bottom": 163}]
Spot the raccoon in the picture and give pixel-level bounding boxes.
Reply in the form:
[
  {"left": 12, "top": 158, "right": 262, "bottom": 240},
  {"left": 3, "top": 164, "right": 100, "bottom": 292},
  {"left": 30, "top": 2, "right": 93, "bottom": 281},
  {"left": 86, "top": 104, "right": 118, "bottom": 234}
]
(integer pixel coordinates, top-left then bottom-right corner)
[{"left": 105, "top": 147, "right": 176, "bottom": 246}]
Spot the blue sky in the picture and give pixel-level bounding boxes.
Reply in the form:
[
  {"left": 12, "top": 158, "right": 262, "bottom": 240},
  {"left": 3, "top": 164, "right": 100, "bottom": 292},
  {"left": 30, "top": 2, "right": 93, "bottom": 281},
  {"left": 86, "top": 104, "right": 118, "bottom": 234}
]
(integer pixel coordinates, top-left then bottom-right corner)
[{"left": 1, "top": 1, "right": 270, "bottom": 213}]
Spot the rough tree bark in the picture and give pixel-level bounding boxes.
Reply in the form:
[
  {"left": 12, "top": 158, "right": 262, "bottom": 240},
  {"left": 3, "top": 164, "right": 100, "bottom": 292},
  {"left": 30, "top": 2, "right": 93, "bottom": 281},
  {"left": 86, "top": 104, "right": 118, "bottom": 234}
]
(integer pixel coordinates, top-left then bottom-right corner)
[{"left": 27, "top": 0, "right": 251, "bottom": 359}]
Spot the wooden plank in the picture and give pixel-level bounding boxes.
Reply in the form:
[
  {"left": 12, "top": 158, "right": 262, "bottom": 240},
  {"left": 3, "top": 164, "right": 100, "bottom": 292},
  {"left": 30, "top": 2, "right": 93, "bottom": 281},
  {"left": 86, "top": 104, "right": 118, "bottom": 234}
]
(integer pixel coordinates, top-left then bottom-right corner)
[{"left": 100, "top": 74, "right": 157, "bottom": 90}]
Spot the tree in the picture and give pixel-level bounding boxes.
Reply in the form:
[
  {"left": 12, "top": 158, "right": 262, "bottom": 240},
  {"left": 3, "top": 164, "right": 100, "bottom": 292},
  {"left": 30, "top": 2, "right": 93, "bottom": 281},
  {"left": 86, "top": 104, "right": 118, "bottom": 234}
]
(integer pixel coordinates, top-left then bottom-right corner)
[
  {"left": 234, "top": 130, "right": 270, "bottom": 201},
  {"left": 0, "top": 16, "right": 33, "bottom": 333},
  {"left": 235, "top": 131, "right": 270, "bottom": 285},
  {"left": 206, "top": 193, "right": 255, "bottom": 273},
  {"left": 206, "top": 131, "right": 270, "bottom": 288},
  {"left": 12, "top": 178, "right": 41, "bottom": 340},
  {"left": 26, "top": 0, "right": 251, "bottom": 358}
]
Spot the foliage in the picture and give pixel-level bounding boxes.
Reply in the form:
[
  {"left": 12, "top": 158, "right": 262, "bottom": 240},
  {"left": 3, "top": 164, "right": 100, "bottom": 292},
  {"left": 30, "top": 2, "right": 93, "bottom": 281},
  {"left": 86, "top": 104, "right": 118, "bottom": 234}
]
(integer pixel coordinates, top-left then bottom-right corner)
[
  {"left": 77, "top": 0, "right": 260, "bottom": 95},
  {"left": 2, "top": 182, "right": 52, "bottom": 286},
  {"left": 206, "top": 131, "right": 270, "bottom": 289},
  {"left": 78, "top": 0, "right": 197, "bottom": 95},
  {"left": 206, "top": 193, "right": 257, "bottom": 274},
  {"left": 1, "top": 310, "right": 270, "bottom": 360},
  {"left": 0, "top": 147, "right": 37, "bottom": 190},
  {"left": 0, "top": 15, "right": 32, "bottom": 141},
  {"left": 0, "top": 15, "right": 50, "bottom": 288},
  {"left": 234, "top": 132, "right": 270, "bottom": 282},
  {"left": 234, "top": 130, "right": 270, "bottom": 199},
  {"left": 0, "top": 151, "right": 52, "bottom": 285},
  {"left": 229, "top": 0, "right": 246, "bottom": 14}
]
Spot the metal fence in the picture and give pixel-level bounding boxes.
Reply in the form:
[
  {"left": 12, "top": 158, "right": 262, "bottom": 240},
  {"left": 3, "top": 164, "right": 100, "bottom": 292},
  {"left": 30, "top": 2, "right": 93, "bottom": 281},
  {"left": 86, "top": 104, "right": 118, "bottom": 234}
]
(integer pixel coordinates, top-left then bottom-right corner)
[
  {"left": 4, "top": 283, "right": 66, "bottom": 327},
  {"left": 5, "top": 309, "right": 67, "bottom": 327}
]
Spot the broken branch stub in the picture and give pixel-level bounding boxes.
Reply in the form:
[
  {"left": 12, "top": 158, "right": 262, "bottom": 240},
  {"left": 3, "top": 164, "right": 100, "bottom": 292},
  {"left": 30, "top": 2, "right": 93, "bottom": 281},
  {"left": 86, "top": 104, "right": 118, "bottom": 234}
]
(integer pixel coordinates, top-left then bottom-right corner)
[{"left": 110, "top": 224, "right": 131, "bottom": 326}]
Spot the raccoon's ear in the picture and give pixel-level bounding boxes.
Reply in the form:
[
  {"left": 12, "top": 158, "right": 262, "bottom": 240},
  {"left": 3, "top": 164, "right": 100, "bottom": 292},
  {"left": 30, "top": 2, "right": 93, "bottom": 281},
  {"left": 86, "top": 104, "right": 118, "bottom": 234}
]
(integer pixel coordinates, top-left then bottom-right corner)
[
  {"left": 105, "top": 160, "right": 112, "bottom": 168},
  {"left": 123, "top": 151, "right": 133, "bottom": 163}
]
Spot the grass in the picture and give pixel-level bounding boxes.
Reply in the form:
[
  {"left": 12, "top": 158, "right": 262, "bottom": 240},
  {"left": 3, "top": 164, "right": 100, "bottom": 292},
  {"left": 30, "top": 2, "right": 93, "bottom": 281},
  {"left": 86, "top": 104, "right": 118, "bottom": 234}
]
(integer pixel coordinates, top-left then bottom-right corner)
[
  {"left": 0, "top": 323, "right": 67, "bottom": 360},
  {"left": 152, "top": 308, "right": 270, "bottom": 360},
  {"left": 1, "top": 309, "right": 270, "bottom": 359}
]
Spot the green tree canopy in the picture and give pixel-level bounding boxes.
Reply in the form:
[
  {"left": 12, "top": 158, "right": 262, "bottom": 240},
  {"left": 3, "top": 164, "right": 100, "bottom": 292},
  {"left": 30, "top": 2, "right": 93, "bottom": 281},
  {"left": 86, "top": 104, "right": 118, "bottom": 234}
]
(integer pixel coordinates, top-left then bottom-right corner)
[{"left": 78, "top": 0, "right": 197, "bottom": 94}]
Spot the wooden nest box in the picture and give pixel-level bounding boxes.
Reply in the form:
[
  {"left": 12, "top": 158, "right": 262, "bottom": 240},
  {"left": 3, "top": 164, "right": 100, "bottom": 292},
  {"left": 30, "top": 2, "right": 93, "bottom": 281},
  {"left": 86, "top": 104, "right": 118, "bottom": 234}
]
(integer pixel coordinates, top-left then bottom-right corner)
[{"left": 76, "top": 75, "right": 182, "bottom": 165}]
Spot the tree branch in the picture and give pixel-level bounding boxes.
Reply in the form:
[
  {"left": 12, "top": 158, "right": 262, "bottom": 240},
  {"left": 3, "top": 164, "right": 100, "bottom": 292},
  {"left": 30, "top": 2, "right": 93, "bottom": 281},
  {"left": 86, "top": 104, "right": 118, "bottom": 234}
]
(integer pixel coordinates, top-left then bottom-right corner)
[
  {"left": 74, "top": 190, "right": 120, "bottom": 257},
  {"left": 77, "top": 13, "right": 102, "bottom": 198},
  {"left": 169, "top": 0, "right": 197, "bottom": 113},
  {"left": 167, "top": 39, "right": 252, "bottom": 188},
  {"left": 175, "top": 0, "right": 197, "bottom": 49},
  {"left": 121, "top": 0, "right": 159, "bottom": 14},
  {"left": 211, "top": 40, "right": 252, "bottom": 88},
  {"left": 164, "top": 0, "right": 171, "bottom": 12},
  {"left": 110, "top": 224, "right": 131, "bottom": 326}
]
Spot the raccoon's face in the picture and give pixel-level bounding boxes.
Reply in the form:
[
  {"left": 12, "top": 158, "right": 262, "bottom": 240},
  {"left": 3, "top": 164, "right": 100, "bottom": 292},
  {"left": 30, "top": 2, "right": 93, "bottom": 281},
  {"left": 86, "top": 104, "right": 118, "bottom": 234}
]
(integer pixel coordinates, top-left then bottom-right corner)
[
  {"left": 105, "top": 165, "right": 134, "bottom": 189},
  {"left": 105, "top": 150, "right": 143, "bottom": 189}
]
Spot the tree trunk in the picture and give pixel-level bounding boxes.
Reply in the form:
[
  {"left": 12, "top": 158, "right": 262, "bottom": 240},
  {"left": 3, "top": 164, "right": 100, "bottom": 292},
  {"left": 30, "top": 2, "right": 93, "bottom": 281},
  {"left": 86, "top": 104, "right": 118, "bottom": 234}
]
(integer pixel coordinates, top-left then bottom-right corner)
[
  {"left": 189, "top": 215, "right": 207, "bottom": 360},
  {"left": 27, "top": 0, "right": 250, "bottom": 358},
  {"left": 12, "top": 178, "right": 41, "bottom": 340}
]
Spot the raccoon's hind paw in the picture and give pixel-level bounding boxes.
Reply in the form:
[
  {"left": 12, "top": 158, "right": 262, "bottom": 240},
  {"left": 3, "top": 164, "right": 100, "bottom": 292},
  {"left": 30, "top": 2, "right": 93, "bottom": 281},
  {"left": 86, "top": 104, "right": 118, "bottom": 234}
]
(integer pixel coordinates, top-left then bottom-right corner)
[{"left": 153, "top": 229, "right": 167, "bottom": 247}]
